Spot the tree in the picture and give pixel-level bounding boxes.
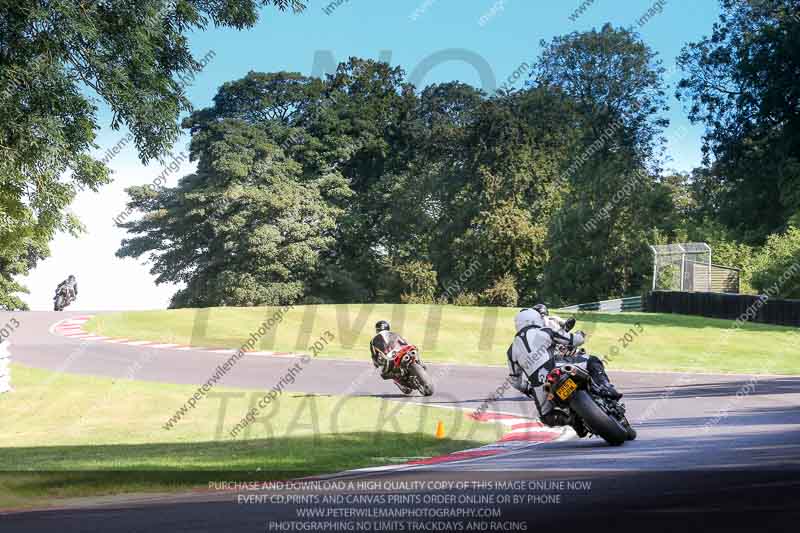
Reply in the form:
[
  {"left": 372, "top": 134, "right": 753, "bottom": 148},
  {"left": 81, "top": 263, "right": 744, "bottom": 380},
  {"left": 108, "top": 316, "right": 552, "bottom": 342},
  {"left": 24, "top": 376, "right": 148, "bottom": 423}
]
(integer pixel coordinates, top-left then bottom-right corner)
[
  {"left": 176, "top": 61, "right": 419, "bottom": 306},
  {"left": 309, "top": 58, "right": 420, "bottom": 301},
  {"left": 378, "top": 82, "right": 484, "bottom": 298},
  {"left": 480, "top": 273, "right": 519, "bottom": 307},
  {"left": 676, "top": 0, "right": 800, "bottom": 244},
  {"left": 119, "top": 44, "right": 675, "bottom": 307},
  {"left": 531, "top": 23, "right": 669, "bottom": 169},
  {"left": 436, "top": 87, "right": 584, "bottom": 303},
  {"left": 396, "top": 260, "right": 438, "bottom": 303},
  {"left": 117, "top": 120, "right": 341, "bottom": 307},
  {"left": 750, "top": 226, "right": 800, "bottom": 298},
  {"left": 183, "top": 71, "right": 325, "bottom": 158},
  {"left": 0, "top": 0, "right": 305, "bottom": 309},
  {"left": 530, "top": 25, "right": 671, "bottom": 303}
]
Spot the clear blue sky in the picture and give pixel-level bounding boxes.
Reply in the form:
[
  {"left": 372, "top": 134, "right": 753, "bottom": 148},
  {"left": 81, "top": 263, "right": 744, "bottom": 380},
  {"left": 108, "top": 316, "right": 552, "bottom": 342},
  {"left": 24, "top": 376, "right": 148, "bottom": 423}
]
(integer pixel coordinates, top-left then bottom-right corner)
[{"left": 24, "top": 0, "right": 723, "bottom": 310}]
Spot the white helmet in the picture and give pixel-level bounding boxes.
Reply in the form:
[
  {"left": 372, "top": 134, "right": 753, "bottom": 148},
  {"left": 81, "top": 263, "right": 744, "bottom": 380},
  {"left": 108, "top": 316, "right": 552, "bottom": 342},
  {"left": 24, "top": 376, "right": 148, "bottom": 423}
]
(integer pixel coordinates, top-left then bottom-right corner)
[
  {"left": 514, "top": 307, "right": 544, "bottom": 332},
  {"left": 533, "top": 303, "right": 548, "bottom": 316}
]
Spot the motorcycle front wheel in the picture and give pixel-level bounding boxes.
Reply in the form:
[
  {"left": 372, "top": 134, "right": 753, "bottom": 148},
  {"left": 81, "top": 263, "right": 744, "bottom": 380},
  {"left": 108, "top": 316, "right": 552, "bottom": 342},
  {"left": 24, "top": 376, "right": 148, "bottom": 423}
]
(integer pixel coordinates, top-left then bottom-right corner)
[
  {"left": 410, "top": 363, "right": 434, "bottom": 397},
  {"left": 54, "top": 295, "right": 64, "bottom": 311},
  {"left": 569, "top": 390, "right": 628, "bottom": 446}
]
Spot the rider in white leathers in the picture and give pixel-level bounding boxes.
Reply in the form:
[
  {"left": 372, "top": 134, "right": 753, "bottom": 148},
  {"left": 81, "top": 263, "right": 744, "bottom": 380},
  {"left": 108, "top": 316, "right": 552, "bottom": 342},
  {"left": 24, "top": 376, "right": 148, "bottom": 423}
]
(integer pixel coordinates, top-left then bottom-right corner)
[{"left": 506, "top": 307, "right": 620, "bottom": 427}]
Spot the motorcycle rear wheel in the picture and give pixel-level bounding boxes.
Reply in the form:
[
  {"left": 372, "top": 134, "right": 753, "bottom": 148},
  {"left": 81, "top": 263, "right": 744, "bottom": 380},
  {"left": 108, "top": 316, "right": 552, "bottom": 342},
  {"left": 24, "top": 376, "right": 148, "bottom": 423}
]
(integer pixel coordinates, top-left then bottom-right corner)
[
  {"left": 410, "top": 363, "right": 434, "bottom": 397},
  {"left": 622, "top": 419, "right": 637, "bottom": 441},
  {"left": 569, "top": 390, "right": 628, "bottom": 446}
]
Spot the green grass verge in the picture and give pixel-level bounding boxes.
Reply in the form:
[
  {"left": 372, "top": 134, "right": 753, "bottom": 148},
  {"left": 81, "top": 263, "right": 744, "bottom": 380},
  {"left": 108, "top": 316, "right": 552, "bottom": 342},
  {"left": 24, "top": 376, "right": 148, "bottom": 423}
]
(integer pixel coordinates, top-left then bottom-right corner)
[
  {"left": 85, "top": 304, "right": 800, "bottom": 374},
  {"left": 0, "top": 364, "right": 502, "bottom": 509}
]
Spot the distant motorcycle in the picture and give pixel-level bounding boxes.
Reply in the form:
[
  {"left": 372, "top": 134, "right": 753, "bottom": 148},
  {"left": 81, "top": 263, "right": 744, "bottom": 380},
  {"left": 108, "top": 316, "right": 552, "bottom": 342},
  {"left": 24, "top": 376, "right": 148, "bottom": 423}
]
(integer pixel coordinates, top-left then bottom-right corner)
[
  {"left": 387, "top": 344, "right": 434, "bottom": 396},
  {"left": 53, "top": 286, "right": 74, "bottom": 311}
]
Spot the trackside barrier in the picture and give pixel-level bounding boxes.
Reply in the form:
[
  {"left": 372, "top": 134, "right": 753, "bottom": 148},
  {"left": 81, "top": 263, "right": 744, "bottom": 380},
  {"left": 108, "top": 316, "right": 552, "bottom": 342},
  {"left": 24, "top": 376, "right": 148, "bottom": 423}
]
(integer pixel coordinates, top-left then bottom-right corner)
[
  {"left": 560, "top": 295, "right": 644, "bottom": 313},
  {"left": 647, "top": 291, "right": 800, "bottom": 327},
  {"left": 0, "top": 341, "right": 10, "bottom": 393}
]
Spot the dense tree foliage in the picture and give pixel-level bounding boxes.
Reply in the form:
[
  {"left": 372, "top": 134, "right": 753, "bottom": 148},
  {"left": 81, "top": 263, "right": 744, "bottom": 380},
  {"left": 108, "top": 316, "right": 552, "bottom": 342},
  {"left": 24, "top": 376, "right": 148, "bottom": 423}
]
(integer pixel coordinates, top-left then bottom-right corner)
[
  {"left": 9, "top": 1, "right": 792, "bottom": 308},
  {"left": 0, "top": 0, "right": 305, "bottom": 309},
  {"left": 117, "top": 120, "right": 346, "bottom": 307},
  {"left": 531, "top": 24, "right": 671, "bottom": 304},
  {"left": 751, "top": 227, "right": 800, "bottom": 298},
  {"left": 120, "top": 25, "right": 684, "bottom": 307},
  {"left": 674, "top": 0, "right": 800, "bottom": 297},
  {"left": 677, "top": 0, "right": 800, "bottom": 244}
]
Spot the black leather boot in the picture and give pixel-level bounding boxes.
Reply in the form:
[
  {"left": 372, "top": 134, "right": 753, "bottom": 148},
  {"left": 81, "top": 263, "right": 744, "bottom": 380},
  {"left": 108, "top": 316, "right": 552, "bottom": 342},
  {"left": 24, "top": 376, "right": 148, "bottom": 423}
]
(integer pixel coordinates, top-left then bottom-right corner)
[
  {"left": 570, "top": 415, "right": 589, "bottom": 437},
  {"left": 587, "top": 356, "right": 622, "bottom": 399},
  {"left": 541, "top": 409, "right": 571, "bottom": 427},
  {"left": 593, "top": 371, "right": 622, "bottom": 399}
]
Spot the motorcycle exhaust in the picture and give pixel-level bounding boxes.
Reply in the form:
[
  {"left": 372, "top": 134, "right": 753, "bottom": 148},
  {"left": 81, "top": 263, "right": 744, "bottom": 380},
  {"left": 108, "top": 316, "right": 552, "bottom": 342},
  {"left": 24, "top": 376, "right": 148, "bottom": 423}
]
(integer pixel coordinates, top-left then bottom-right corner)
[
  {"left": 563, "top": 365, "right": 576, "bottom": 374},
  {"left": 562, "top": 365, "right": 580, "bottom": 377}
]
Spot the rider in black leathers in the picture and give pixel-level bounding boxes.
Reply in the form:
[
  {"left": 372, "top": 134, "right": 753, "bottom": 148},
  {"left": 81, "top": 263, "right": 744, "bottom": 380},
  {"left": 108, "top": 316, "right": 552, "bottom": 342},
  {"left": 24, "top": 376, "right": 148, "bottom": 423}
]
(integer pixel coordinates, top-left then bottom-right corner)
[
  {"left": 369, "top": 320, "right": 410, "bottom": 379},
  {"left": 370, "top": 320, "right": 422, "bottom": 395},
  {"left": 55, "top": 275, "right": 78, "bottom": 305}
]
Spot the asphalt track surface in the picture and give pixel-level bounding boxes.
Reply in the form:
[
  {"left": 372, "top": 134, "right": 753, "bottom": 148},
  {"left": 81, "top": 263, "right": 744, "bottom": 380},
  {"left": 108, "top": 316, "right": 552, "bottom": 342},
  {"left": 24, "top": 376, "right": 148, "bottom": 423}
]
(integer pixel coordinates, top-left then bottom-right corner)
[{"left": 2, "top": 311, "right": 800, "bottom": 532}]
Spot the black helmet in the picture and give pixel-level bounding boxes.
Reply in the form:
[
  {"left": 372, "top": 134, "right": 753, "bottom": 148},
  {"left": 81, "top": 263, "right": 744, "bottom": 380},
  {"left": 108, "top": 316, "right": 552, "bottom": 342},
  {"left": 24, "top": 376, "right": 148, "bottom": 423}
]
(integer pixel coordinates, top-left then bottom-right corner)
[
  {"left": 533, "top": 303, "right": 548, "bottom": 316},
  {"left": 68, "top": 275, "right": 76, "bottom": 282},
  {"left": 375, "top": 320, "right": 390, "bottom": 334}
]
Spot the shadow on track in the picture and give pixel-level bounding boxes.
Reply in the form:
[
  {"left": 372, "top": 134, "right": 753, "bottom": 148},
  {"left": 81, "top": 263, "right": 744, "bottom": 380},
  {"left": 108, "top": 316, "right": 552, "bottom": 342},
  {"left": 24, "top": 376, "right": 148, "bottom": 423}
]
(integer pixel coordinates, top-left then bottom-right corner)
[{"left": 623, "top": 377, "right": 800, "bottom": 400}]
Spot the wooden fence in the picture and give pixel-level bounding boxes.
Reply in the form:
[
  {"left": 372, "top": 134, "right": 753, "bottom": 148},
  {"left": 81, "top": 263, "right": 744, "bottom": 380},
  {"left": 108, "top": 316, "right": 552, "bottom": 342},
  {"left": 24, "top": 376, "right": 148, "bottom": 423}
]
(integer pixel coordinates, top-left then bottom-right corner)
[{"left": 684, "top": 260, "right": 741, "bottom": 293}]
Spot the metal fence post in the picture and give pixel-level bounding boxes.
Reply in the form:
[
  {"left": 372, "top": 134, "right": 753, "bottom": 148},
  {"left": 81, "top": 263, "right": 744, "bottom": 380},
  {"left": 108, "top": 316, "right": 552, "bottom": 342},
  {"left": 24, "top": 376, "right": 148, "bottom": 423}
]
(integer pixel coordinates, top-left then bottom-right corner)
[{"left": 649, "top": 244, "right": 657, "bottom": 291}]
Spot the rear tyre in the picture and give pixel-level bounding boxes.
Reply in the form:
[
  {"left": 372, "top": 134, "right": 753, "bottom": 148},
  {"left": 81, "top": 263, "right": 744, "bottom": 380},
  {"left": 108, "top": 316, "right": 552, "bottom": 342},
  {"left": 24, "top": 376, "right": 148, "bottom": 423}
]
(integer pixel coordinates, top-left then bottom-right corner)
[
  {"left": 622, "top": 420, "right": 637, "bottom": 441},
  {"left": 569, "top": 390, "right": 628, "bottom": 446},
  {"left": 410, "top": 363, "right": 434, "bottom": 396}
]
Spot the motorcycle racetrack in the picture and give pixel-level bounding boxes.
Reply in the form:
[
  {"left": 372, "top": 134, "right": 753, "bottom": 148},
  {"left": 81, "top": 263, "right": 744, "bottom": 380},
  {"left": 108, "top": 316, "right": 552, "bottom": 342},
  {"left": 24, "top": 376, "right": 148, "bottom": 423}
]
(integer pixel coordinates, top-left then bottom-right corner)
[{"left": 2, "top": 310, "right": 800, "bottom": 532}]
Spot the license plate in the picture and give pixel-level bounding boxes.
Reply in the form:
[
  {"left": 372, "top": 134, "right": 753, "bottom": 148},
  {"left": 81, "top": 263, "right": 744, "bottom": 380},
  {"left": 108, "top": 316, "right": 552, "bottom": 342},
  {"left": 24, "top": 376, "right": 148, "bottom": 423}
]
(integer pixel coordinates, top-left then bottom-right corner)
[{"left": 556, "top": 378, "right": 578, "bottom": 400}]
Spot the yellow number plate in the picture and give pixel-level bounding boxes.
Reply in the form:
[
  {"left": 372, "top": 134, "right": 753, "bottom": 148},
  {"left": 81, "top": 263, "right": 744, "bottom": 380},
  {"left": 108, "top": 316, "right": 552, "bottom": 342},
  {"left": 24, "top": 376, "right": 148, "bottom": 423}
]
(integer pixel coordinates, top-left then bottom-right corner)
[{"left": 556, "top": 378, "right": 578, "bottom": 400}]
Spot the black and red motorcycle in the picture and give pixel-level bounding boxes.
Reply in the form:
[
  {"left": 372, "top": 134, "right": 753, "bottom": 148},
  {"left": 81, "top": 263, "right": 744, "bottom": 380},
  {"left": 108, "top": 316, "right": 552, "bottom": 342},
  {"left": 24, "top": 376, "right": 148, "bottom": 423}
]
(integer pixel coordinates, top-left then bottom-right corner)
[{"left": 388, "top": 344, "right": 435, "bottom": 397}]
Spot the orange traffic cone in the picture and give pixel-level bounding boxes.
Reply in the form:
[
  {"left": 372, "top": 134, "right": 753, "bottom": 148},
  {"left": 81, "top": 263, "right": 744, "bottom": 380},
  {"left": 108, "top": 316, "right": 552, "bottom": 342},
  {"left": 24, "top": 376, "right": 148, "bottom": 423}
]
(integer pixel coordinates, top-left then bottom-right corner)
[{"left": 435, "top": 420, "right": 445, "bottom": 439}]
